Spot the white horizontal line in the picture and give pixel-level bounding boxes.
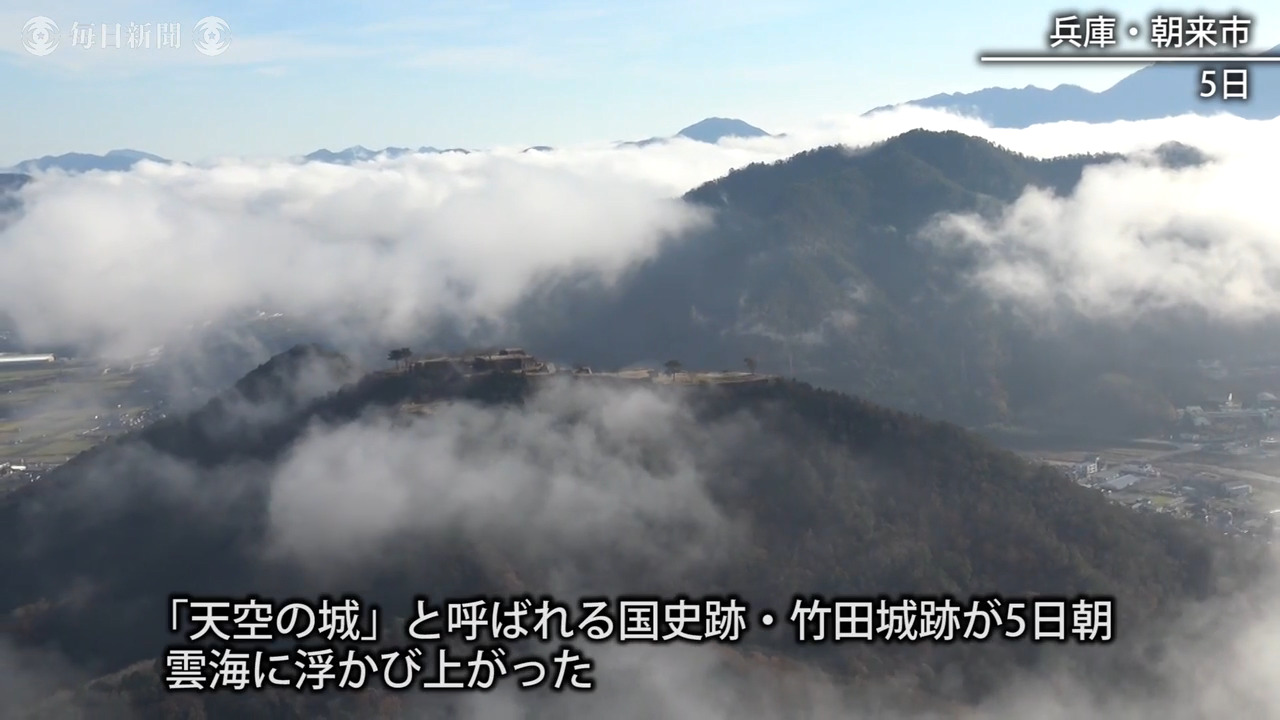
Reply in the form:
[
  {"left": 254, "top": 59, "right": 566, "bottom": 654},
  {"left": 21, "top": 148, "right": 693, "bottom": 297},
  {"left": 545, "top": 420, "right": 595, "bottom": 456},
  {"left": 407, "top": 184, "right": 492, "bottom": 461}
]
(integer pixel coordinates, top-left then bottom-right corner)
[{"left": 981, "top": 54, "right": 1280, "bottom": 63}]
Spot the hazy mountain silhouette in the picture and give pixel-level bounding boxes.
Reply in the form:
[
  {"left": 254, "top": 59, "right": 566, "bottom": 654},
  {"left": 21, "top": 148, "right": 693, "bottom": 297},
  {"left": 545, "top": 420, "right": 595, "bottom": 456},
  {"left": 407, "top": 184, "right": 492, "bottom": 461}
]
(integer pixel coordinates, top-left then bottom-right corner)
[
  {"left": 0, "top": 173, "right": 30, "bottom": 214},
  {"left": 619, "top": 117, "right": 773, "bottom": 148},
  {"left": 6, "top": 149, "right": 169, "bottom": 174},
  {"left": 868, "top": 44, "right": 1280, "bottom": 126},
  {"left": 11, "top": 118, "right": 766, "bottom": 170},
  {"left": 0, "top": 173, "right": 29, "bottom": 191},
  {"left": 677, "top": 117, "right": 771, "bottom": 142},
  {"left": 301, "top": 145, "right": 473, "bottom": 164}
]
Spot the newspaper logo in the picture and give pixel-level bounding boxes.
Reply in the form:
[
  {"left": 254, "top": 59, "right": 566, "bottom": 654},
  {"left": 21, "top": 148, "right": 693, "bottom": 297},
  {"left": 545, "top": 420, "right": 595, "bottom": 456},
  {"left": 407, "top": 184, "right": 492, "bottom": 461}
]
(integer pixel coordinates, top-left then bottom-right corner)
[
  {"left": 22, "top": 16, "right": 60, "bottom": 56},
  {"left": 193, "top": 16, "right": 230, "bottom": 56}
]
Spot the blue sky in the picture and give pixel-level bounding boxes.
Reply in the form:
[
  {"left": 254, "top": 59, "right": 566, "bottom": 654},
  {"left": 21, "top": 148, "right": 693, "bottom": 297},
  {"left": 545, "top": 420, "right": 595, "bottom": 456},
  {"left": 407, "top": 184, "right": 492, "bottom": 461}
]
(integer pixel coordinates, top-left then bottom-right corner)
[{"left": 1, "top": 0, "right": 1275, "bottom": 163}]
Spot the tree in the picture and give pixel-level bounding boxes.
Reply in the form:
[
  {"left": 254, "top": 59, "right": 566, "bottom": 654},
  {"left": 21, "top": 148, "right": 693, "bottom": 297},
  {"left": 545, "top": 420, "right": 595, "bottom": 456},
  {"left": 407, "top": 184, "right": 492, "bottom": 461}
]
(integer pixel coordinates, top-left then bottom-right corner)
[
  {"left": 664, "top": 360, "right": 682, "bottom": 377},
  {"left": 387, "top": 348, "right": 412, "bottom": 370},
  {"left": 745, "top": 356, "right": 758, "bottom": 374}
]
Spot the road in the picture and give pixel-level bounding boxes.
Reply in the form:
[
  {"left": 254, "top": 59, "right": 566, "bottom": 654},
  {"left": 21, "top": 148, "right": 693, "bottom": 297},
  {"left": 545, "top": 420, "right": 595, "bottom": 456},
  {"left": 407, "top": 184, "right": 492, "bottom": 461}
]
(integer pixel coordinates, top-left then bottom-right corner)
[
  {"left": 1132, "top": 442, "right": 1203, "bottom": 464},
  {"left": 1195, "top": 466, "right": 1280, "bottom": 487}
]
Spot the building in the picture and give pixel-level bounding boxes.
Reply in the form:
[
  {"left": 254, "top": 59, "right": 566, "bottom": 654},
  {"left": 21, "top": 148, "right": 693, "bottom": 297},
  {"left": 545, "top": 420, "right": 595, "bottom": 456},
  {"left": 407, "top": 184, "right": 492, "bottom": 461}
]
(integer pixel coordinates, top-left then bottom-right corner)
[
  {"left": 1101, "top": 474, "right": 1144, "bottom": 491},
  {"left": 1226, "top": 483, "right": 1253, "bottom": 498},
  {"left": 470, "top": 348, "right": 545, "bottom": 373},
  {"left": 410, "top": 348, "right": 552, "bottom": 376},
  {"left": 1072, "top": 458, "right": 1100, "bottom": 478}
]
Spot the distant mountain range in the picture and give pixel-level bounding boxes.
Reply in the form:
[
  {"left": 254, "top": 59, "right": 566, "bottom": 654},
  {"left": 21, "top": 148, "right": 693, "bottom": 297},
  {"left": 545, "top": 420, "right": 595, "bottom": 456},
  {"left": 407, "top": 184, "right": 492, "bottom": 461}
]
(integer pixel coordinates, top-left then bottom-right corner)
[
  {"left": 300, "top": 145, "right": 474, "bottom": 164},
  {"left": 9, "top": 57, "right": 1280, "bottom": 175},
  {"left": 5, "top": 149, "right": 169, "bottom": 174},
  {"left": 870, "top": 44, "right": 1280, "bottom": 126},
  {"left": 2, "top": 118, "right": 776, "bottom": 173}
]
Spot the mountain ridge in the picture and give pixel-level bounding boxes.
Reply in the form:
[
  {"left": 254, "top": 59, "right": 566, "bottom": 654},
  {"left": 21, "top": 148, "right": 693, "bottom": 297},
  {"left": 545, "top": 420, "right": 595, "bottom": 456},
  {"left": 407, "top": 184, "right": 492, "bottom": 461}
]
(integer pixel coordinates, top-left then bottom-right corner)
[
  {"left": 4, "top": 117, "right": 773, "bottom": 172},
  {"left": 520, "top": 129, "right": 1217, "bottom": 437},
  {"left": 0, "top": 344, "right": 1260, "bottom": 715},
  {"left": 869, "top": 44, "right": 1280, "bottom": 126},
  {"left": 5, "top": 149, "right": 169, "bottom": 174}
]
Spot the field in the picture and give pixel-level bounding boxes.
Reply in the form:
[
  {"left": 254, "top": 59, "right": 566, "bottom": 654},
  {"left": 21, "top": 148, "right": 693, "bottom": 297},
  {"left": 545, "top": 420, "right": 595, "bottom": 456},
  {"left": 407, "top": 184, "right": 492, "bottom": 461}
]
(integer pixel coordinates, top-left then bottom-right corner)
[{"left": 0, "top": 361, "right": 151, "bottom": 466}]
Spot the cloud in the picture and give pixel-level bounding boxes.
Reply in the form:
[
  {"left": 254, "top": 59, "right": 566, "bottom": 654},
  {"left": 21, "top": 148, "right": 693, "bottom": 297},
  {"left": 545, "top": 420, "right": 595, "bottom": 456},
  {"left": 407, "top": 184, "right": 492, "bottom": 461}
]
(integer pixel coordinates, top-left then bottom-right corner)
[
  {"left": 5, "top": 355, "right": 1280, "bottom": 717},
  {"left": 388, "top": 545, "right": 1280, "bottom": 720},
  {"left": 924, "top": 120, "right": 1280, "bottom": 323},
  {"left": 0, "top": 153, "right": 707, "bottom": 358},
  {"left": 9, "top": 105, "right": 1280, "bottom": 718},
  {"left": 265, "top": 378, "right": 748, "bottom": 590},
  {"left": 4, "top": 106, "right": 1280, "bottom": 361},
  {"left": 0, "top": 636, "right": 93, "bottom": 720}
]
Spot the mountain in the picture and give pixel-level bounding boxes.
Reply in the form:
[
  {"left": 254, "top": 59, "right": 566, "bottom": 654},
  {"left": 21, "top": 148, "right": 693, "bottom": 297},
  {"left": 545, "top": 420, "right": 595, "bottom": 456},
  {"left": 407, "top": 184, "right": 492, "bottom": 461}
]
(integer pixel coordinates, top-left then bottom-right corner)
[
  {"left": 302, "top": 146, "right": 472, "bottom": 164},
  {"left": 0, "top": 173, "right": 30, "bottom": 191},
  {"left": 6, "top": 149, "right": 169, "bottom": 174},
  {"left": 619, "top": 117, "right": 773, "bottom": 148},
  {"left": 677, "top": 117, "right": 772, "bottom": 142},
  {"left": 0, "top": 346, "right": 1258, "bottom": 716},
  {"left": 0, "top": 173, "right": 31, "bottom": 214},
  {"left": 521, "top": 130, "right": 1222, "bottom": 438},
  {"left": 870, "top": 45, "right": 1280, "bottom": 126}
]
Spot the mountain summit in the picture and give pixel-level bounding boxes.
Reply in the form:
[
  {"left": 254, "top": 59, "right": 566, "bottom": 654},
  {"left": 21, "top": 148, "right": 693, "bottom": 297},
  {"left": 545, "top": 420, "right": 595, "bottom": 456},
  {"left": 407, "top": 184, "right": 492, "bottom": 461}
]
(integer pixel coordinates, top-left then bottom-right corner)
[
  {"left": 522, "top": 129, "right": 1219, "bottom": 438},
  {"left": 619, "top": 117, "right": 773, "bottom": 148},
  {"left": 0, "top": 346, "right": 1256, "bottom": 715},
  {"left": 676, "top": 117, "right": 772, "bottom": 142}
]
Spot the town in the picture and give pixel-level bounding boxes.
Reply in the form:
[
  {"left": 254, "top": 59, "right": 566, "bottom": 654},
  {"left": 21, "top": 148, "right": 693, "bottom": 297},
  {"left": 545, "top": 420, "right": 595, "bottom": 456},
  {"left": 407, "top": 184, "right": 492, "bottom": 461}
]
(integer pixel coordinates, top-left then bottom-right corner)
[
  {"left": 0, "top": 350, "right": 166, "bottom": 495},
  {"left": 1031, "top": 386, "right": 1280, "bottom": 543}
]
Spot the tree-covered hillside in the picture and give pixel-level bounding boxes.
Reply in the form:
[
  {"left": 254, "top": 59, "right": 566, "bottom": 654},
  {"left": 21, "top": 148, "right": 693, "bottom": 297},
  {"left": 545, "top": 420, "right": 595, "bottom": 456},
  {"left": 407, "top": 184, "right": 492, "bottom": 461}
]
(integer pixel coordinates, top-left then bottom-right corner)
[
  {"left": 0, "top": 346, "right": 1261, "bottom": 717},
  {"left": 521, "top": 130, "right": 1224, "bottom": 438}
]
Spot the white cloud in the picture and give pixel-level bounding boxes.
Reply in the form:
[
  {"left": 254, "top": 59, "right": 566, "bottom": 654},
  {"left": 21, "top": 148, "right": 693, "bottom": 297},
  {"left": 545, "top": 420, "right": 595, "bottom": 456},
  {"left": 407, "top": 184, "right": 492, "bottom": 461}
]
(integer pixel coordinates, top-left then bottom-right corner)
[
  {"left": 3, "top": 107, "right": 1280, "bottom": 362},
  {"left": 265, "top": 378, "right": 748, "bottom": 588},
  {"left": 0, "top": 153, "right": 706, "bottom": 357},
  {"left": 923, "top": 116, "right": 1280, "bottom": 321}
]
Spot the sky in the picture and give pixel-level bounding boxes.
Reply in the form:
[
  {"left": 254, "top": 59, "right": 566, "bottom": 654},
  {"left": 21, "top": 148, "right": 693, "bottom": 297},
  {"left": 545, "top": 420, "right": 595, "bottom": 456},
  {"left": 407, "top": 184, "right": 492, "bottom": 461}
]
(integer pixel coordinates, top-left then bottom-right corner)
[
  {"left": 5, "top": 7, "right": 1280, "bottom": 715},
  {"left": 2, "top": 0, "right": 1276, "bottom": 164}
]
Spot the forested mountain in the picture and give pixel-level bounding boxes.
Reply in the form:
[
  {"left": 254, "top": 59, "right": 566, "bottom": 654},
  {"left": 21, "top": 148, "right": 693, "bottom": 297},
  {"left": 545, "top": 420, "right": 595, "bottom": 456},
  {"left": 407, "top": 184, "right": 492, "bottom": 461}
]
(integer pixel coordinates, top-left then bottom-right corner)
[
  {"left": 521, "top": 130, "right": 1224, "bottom": 439},
  {"left": 0, "top": 346, "right": 1261, "bottom": 717}
]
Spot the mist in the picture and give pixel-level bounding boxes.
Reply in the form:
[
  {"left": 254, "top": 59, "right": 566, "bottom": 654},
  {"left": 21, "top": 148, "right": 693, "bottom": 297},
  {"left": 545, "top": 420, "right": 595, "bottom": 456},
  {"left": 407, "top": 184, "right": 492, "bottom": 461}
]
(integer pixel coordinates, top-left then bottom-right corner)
[
  {"left": 264, "top": 378, "right": 749, "bottom": 589},
  {"left": 6, "top": 108, "right": 1280, "bottom": 718},
  {"left": 4, "top": 109, "right": 1280, "bottom": 364},
  {"left": 929, "top": 127, "right": 1280, "bottom": 322},
  {"left": 3, "top": 363, "right": 1280, "bottom": 718}
]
